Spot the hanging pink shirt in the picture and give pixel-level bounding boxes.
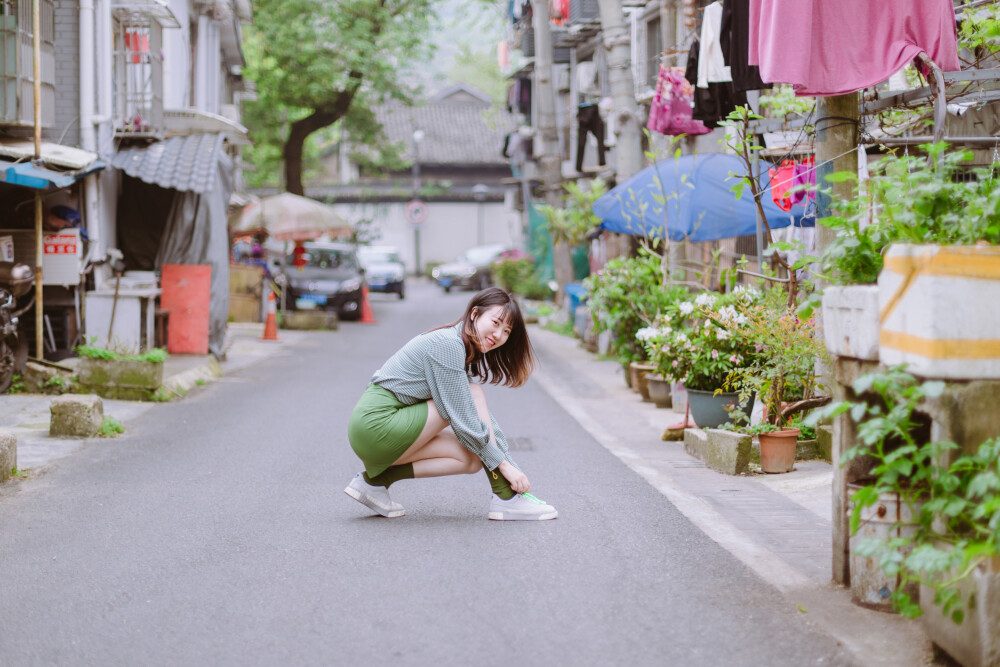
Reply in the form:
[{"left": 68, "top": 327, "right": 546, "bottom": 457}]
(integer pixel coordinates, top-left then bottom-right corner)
[{"left": 747, "top": 0, "right": 961, "bottom": 96}]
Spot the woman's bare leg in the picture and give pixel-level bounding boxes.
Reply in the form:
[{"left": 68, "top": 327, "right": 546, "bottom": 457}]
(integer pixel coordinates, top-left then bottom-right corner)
[
  {"left": 392, "top": 398, "right": 481, "bottom": 477},
  {"left": 392, "top": 384, "right": 496, "bottom": 478}
]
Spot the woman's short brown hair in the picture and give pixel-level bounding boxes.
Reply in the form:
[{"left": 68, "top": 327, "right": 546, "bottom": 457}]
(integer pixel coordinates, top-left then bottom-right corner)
[{"left": 455, "top": 287, "right": 535, "bottom": 388}]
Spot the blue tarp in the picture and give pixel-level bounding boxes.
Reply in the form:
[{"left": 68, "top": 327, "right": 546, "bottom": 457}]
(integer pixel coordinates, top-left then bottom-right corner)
[
  {"left": 593, "top": 154, "right": 813, "bottom": 242},
  {"left": 0, "top": 159, "right": 105, "bottom": 190}
]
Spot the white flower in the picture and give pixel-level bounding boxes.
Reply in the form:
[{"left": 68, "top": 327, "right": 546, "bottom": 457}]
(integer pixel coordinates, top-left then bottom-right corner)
[
  {"left": 679, "top": 302, "right": 695, "bottom": 315},
  {"left": 717, "top": 305, "right": 738, "bottom": 323},
  {"left": 675, "top": 333, "right": 688, "bottom": 344},
  {"left": 716, "top": 329, "right": 730, "bottom": 340},
  {"left": 695, "top": 292, "right": 717, "bottom": 307},
  {"left": 636, "top": 327, "right": 657, "bottom": 342}
]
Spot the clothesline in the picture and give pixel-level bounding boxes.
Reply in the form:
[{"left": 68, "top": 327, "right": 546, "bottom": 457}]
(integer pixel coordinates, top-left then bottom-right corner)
[{"left": 751, "top": 144, "right": 862, "bottom": 202}]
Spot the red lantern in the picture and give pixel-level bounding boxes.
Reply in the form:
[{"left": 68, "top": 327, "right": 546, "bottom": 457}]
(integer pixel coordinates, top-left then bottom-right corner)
[{"left": 291, "top": 242, "right": 307, "bottom": 269}]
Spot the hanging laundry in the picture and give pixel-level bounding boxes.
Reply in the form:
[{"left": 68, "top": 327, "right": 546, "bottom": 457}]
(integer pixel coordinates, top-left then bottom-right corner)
[
  {"left": 747, "top": 0, "right": 961, "bottom": 96},
  {"left": 697, "top": 1, "right": 732, "bottom": 88},
  {"left": 685, "top": 39, "right": 747, "bottom": 128},
  {"left": 576, "top": 103, "right": 607, "bottom": 173},
  {"left": 768, "top": 159, "right": 797, "bottom": 212},
  {"left": 647, "top": 64, "right": 711, "bottom": 136},
  {"left": 790, "top": 156, "right": 815, "bottom": 206},
  {"left": 720, "top": 0, "right": 769, "bottom": 92}
]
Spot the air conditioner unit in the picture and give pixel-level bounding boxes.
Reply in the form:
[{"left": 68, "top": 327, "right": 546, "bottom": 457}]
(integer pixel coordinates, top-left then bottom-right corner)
[
  {"left": 570, "top": 0, "right": 600, "bottom": 24},
  {"left": 0, "top": 0, "right": 56, "bottom": 127}
]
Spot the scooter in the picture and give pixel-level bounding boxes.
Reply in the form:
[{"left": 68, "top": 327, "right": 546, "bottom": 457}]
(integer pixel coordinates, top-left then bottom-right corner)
[{"left": 0, "top": 261, "right": 35, "bottom": 393}]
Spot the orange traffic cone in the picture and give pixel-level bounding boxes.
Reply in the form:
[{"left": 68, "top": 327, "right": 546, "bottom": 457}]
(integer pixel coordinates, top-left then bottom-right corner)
[
  {"left": 260, "top": 289, "right": 280, "bottom": 341},
  {"left": 359, "top": 285, "right": 376, "bottom": 324}
]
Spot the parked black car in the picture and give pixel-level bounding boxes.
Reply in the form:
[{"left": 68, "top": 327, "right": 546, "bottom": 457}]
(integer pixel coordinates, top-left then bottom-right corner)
[
  {"left": 432, "top": 244, "right": 507, "bottom": 293},
  {"left": 284, "top": 242, "right": 365, "bottom": 320}
]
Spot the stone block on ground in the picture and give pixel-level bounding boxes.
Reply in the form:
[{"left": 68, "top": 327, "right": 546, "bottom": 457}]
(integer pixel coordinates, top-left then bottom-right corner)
[
  {"left": 50, "top": 395, "right": 104, "bottom": 437},
  {"left": 683, "top": 428, "right": 752, "bottom": 475},
  {"left": 0, "top": 430, "right": 16, "bottom": 481},
  {"left": 281, "top": 311, "right": 339, "bottom": 330}
]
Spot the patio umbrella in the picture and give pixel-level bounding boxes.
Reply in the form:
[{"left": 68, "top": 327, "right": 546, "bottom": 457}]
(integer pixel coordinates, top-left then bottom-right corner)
[
  {"left": 228, "top": 192, "right": 351, "bottom": 242},
  {"left": 592, "top": 153, "right": 811, "bottom": 242}
]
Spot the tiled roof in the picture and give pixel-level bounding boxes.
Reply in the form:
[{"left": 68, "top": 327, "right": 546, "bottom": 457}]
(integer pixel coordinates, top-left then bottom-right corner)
[
  {"left": 374, "top": 100, "right": 517, "bottom": 167},
  {"left": 112, "top": 133, "right": 228, "bottom": 193}
]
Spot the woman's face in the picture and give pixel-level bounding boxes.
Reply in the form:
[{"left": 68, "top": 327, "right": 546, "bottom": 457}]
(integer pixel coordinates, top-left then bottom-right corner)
[{"left": 472, "top": 305, "right": 513, "bottom": 353}]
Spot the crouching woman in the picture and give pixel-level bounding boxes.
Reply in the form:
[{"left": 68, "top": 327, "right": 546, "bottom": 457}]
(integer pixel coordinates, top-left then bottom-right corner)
[{"left": 345, "top": 287, "right": 557, "bottom": 520}]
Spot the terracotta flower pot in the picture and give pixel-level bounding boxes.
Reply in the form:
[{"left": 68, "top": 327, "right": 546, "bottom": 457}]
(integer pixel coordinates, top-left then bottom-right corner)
[
  {"left": 645, "top": 373, "right": 673, "bottom": 408},
  {"left": 758, "top": 428, "right": 800, "bottom": 473},
  {"left": 629, "top": 361, "right": 656, "bottom": 401}
]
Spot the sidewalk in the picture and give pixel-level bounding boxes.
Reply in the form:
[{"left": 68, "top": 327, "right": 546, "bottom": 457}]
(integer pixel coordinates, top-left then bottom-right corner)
[
  {"left": 0, "top": 322, "right": 308, "bottom": 471},
  {"left": 528, "top": 325, "right": 934, "bottom": 667}
]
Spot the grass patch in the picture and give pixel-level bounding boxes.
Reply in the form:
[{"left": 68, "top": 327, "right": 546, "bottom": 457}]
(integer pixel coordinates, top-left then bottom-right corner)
[
  {"left": 98, "top": 416, "right": 125, "bottom": 437},
  {"left": 542, "top": 320, "right": 576, "bottom": 338},
  {"left": 195, "top": 379, "right": 206, "bottom": 386},
  {"left": 76, "top": 345, "right": 168, "bottom": 363},
  {"left": 10, "top": 467, "right": 28, "bottom": 478}
]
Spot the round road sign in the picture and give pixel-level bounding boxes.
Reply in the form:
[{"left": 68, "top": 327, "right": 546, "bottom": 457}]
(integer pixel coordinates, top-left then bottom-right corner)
[{"left": 405, "top": 199, "right": 428, "bottom": 226}]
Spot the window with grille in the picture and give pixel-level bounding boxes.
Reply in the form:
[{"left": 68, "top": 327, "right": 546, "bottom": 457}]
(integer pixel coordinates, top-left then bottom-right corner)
[
  {"left": 0, "top": 0, "right": 55, "bottom": 127},
  {"left": 113, "top": 11, "right": 163, "bottom": 135},
  {"left": 645, "top": 16, "right": 661, "bottom": 91}
]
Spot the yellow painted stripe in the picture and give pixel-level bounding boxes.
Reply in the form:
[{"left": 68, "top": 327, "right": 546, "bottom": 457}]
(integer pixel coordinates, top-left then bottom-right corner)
[
  {"left": 880, "top": 330, "right": 1000, "bottom": 359},
  {"left": 882, "top": 249, "right": 1000, "bottom": 281}
]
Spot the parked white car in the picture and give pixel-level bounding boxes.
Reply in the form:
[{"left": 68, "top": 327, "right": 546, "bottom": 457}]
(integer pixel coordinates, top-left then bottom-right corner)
[{"left": 357, "top": 245, "right": 406, "bottom": 299}]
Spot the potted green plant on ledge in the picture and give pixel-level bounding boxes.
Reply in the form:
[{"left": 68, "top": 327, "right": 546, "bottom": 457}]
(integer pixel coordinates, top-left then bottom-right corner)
[
  {"left": 722, "top": 286, "right": 829, "bottom": 473},
  {"left": 75, "top": 344, "right": 169, "bottom": 401}
]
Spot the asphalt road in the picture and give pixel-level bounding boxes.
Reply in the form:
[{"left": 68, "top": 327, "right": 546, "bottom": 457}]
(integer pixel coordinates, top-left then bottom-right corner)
[{"left": 0, "top": 280, "right": 851, "bottom": 666}]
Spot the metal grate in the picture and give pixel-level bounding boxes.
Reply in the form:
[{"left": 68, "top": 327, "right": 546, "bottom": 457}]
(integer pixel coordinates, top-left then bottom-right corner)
[
  {"left": 0, "top": 0, "right": 55, "bottom": 127},
  {"left": 113, "top": 11, "right": 163, "bottom": 136}
]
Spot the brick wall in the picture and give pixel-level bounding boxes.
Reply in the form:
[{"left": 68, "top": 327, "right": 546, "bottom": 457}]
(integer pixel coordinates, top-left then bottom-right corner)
[{"left": 50, "top": 1, "right": 79, "bottom": 146}]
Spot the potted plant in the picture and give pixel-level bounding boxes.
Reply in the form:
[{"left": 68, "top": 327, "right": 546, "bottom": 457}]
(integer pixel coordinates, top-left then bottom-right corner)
[
  {"left": 656, "top": 288, "right": 761, "bottom": 429},
  {"left": 722, "top": 286, "right": 829, "bottom": 473},
  {"left": 810, "top": 366, "right": 1000, "bottom": 652},
  {"left": 585, "top": 252, "right": 688, "bottom": 390}
]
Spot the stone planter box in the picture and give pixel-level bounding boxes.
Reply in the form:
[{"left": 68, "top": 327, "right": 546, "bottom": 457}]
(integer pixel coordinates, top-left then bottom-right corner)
[
  {"left": 76, "top": 358, "right": 164, "bottom": 401},
  {"left": 683, "top": 428, "right": 751, "bottom": 475},
  {"left": 879, "top": 243, "right": 1000, "bottom": 379},
  {"left": 822, "top": 284, "right": 879, "bottom": 361},
  {"left": 920, "top": 556, "right": 1000, "bottom": 667}
]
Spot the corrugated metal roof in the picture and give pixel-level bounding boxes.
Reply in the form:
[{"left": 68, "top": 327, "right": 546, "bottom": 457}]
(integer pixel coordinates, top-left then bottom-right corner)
[
  {"left": 374, "top": 100, "right": 518, "bottom": 166},
  {"left": 112, "top": 133, "right": 226, "bottom": 193}
]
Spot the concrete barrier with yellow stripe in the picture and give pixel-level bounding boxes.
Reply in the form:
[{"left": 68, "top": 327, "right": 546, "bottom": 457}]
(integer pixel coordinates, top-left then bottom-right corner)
[{"left": 879, "top": 244, "right": 1000, "bottom": 379}]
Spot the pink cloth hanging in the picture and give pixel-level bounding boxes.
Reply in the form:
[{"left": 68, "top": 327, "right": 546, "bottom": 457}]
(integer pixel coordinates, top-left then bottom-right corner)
[
  {"left": 646, "top": 65, "right": 711, "bottom": 137},
  {"left": 747, "top": 0, "right": 961, "bottom": 96},
  {"left": 790, "top": 156, "right": 815, "bottom": 206}
]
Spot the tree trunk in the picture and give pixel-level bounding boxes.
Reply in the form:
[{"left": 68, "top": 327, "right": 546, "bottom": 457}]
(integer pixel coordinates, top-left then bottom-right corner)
[
  {"left": 531, "top": 1, "right": 572, "bottom": 296},
  {"left": 597, "top": 0, "right": 643, "bottom": 261},
  {"left": 282, "top": 77, "right": 363, "bottom": 195}
]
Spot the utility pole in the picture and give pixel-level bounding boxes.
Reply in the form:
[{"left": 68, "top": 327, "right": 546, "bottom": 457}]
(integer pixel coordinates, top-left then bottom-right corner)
[
  {"left": 814, "top": 94, "right": 859, "bottom": 258},
  {"left": 597, "top": 0, "right": 643, "bottom": 260},
  {"left": 530, "top": 0, "right": 573, "bottom": 294}
]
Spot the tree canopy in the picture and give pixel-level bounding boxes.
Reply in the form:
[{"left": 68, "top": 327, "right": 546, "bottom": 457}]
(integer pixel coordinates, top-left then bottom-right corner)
[{"left": 243, "top": 0, "right": 435, "bottom": 193}]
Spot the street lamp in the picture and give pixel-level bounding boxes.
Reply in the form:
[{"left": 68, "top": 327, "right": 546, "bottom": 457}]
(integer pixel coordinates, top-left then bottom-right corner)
[
  {"left": 472, "top": 183, "right": 489, "bottom": 246},
  {"left": 411, "top": 128, "right": 424, "bottom": 276}
]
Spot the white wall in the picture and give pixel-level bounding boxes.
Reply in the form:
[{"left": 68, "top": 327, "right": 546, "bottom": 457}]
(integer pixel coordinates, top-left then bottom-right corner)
[
  {"left": 162, "top": 0, "right": 192, "bottom": 109},
  {"left": 329, "top": 200, "right": 524, "bottom": 273}
]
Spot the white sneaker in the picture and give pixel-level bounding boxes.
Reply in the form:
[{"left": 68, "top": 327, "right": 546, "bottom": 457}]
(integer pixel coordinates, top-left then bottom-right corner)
[
  {"left": 488, "top": 493, "right": 558, "bottom": 521},
  {"left": 344, "top": 473, "right": 405, "bottom": 518}
]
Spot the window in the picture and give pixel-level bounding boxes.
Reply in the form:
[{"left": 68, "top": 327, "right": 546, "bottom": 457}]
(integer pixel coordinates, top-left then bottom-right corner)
[
  {"left": 645, "top": 16, "right": 662, "bottom": 91},
  {"left": 113, "top": 10, "right": 163, "bottom": 136},
  {"left": 0, "top": 0, "right": 55, "bottom": 127}
]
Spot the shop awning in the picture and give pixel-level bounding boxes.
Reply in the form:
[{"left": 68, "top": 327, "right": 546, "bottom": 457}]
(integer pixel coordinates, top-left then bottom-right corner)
[
  {"left": 112, "top": 133, "right": 230, "bottom": 194},
  {"left": 0, "top": 141, "right": 105, "bottom": 190}
]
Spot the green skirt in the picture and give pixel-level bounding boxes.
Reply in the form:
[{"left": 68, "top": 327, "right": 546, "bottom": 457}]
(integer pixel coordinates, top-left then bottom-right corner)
[{"left": 347, "top": 384, "right": 429, "bottom": 477}]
